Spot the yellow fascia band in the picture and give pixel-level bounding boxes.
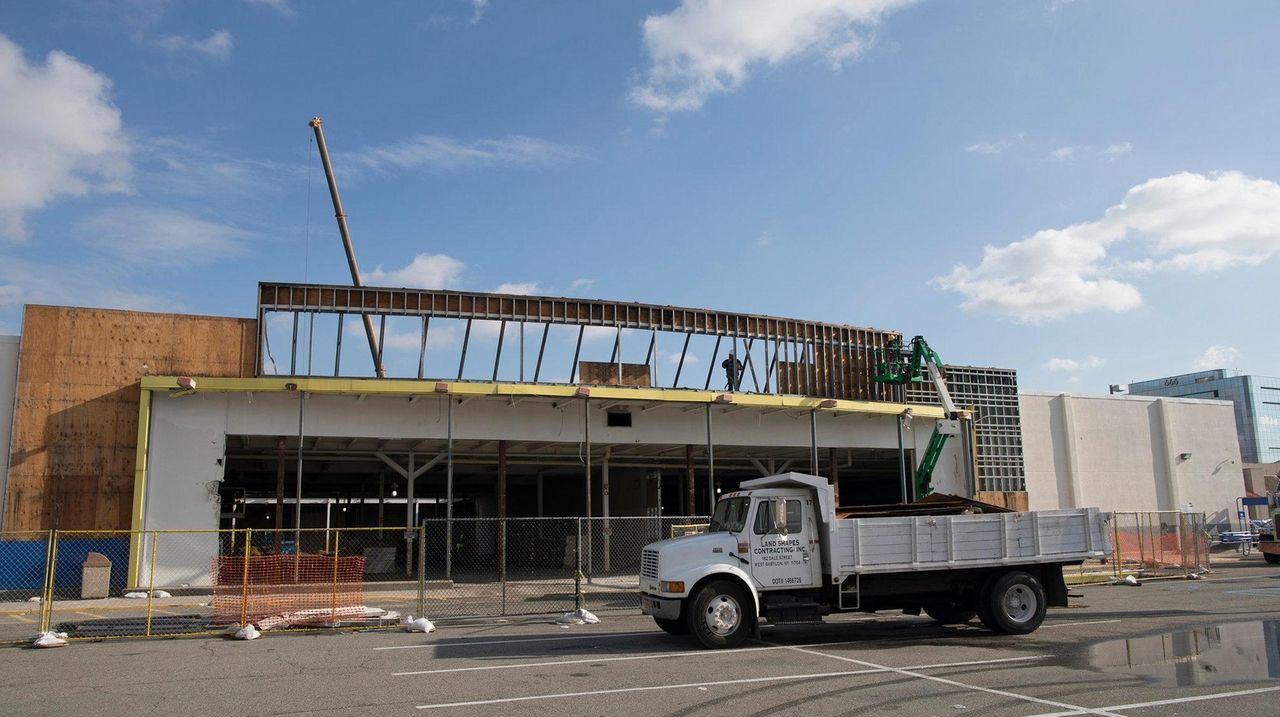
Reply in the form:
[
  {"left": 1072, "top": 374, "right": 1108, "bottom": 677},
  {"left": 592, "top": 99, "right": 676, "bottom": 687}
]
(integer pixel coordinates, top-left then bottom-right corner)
[{"left": 138, "top": 376, "right": 943, "bottom": 419}]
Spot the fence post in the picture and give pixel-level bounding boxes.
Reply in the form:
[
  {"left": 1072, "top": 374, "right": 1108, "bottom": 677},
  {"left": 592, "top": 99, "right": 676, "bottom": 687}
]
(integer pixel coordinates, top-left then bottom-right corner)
[
  {"left": 417, "top": 523, "right": 426, "bottom": 618},
  {"left": 574, "top": 518, "right": 583, "bottom": 612},
  {"left": 499, "top": 519, "right": 507, "bottom": 617},
  {"left": 40, "top": 529, "right": 59, "bottom": 633},
  {"left": 240, "top": 527, "right": 252, "bottom": 628},
  {"left": 331, "top": 530, "right": 341, "bottom": 622},
  {"left": 145, "top": 531, "right": 159, "bottom": 637},
  {"left": 1111, "top": 514, "right": 1120, "bottom": 578}
]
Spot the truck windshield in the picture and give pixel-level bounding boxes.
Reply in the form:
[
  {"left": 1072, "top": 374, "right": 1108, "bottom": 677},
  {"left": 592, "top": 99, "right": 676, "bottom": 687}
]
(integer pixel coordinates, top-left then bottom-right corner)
[{"left": 709, "top": 497, "right": 750, "bottom": 533}]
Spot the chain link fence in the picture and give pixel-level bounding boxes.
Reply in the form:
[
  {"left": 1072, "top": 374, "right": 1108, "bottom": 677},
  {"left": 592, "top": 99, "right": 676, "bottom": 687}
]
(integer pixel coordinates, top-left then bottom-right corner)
[
  {"left": 0, "top": 531, "right": 53, "bottom": 644},
  {"left": 1111, "top": 511, "right": 1210, "bottom": 578},
  {"left": 0, "top": 517, "right": 706, "bottom": 642}
]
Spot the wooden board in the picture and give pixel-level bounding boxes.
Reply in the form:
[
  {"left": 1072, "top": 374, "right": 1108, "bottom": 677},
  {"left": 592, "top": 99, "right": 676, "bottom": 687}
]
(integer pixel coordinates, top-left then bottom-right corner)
[
  {"left": 4, "top": 305, "right": 257, "bottom": 531},
  {"left": 578, "top": 361, "right": 651, "bottom": 387},
  {"left": 975, "top": 491, "right": 1030, "bottom": 512}
]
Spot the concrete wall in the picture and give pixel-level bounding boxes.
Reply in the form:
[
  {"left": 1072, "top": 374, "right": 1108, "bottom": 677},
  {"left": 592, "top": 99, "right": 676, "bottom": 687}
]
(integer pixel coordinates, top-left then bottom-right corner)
[
  {"left": 141, "top": 390, "right": 964, "bottom": 533},
  {"left": 0, "top": 336, "right": 19, "bottom": 529},
  {"left": 1021, "top": 393, "right": 1244, "bottom": 529}
]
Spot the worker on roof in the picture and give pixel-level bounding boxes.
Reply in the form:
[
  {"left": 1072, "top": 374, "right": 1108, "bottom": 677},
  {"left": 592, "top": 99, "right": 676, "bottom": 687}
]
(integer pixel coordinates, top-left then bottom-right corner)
[{"left": 722, "top": 352, "right": 743, "bottom": 391}]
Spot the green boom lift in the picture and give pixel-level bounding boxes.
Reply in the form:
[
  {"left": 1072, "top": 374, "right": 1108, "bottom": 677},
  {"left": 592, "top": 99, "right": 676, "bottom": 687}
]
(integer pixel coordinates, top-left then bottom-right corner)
[{"left": 874, "top": 336, "right": 970, "bottom": 500}]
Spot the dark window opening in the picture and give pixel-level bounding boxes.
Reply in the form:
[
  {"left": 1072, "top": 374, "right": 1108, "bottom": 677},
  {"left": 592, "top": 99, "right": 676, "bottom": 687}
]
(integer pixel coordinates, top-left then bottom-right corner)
[{"left": 606, "top": 411, "right": 632, "bottom": 427}]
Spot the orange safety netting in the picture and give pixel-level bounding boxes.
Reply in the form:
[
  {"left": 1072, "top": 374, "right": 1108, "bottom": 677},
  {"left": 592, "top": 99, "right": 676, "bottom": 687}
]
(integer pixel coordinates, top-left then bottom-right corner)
[{"left": 211, "top": 554, "right": 366, "bottom": 627}]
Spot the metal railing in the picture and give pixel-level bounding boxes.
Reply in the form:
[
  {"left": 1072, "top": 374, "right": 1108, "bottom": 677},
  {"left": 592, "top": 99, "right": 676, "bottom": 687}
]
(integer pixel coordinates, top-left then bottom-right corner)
[{"left": 0, "top": 517, "right": 706, "bottom": 643}]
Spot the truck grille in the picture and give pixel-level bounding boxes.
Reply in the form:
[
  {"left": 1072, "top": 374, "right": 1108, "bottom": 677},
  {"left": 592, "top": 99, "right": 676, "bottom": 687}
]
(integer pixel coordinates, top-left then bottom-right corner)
[{"left": 641, "top": 549, "right": 659, "bottom": 580}]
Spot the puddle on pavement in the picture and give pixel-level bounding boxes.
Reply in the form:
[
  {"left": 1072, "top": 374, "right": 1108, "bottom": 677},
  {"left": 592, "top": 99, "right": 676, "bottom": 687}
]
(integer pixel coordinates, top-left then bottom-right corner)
[{"left": 1087, "top": 620, "right": 1280, "bottom": 687}]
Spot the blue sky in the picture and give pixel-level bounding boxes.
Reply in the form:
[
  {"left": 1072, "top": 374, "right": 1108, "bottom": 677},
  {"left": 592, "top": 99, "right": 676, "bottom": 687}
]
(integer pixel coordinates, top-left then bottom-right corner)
[{"left": 1, "top": 0, "right": 1278, "bottom": 392}]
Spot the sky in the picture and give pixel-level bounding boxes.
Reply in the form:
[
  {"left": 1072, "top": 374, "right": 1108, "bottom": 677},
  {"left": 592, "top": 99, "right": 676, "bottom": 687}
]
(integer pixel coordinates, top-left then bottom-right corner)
[{"left": 1, "top": 0, "right": 1278, "bottom": 393}]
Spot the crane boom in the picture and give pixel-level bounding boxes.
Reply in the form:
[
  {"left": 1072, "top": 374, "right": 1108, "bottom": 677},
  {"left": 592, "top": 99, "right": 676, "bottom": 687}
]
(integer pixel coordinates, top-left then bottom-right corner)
[{"left": 309, "top": 117, "right": 384, "bottom": 378}]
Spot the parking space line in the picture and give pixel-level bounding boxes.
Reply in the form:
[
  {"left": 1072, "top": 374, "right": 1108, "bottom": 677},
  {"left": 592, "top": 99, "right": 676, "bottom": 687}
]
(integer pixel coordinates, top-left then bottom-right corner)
[
  {"left": 411, "top": 656, "right": 1044, "bottom": 710},
  {"left": 1039, "top": 619, "right": 1121, "bottom": 629},
  {"left": 375, "top": 631, "right": 655, "bottom": 651},
  {"left": 769, "top": 643, "right": 1124, "bottom": 717},
  {"left": 1022, "top": 684, "right": 1280, "bottom": 716}
]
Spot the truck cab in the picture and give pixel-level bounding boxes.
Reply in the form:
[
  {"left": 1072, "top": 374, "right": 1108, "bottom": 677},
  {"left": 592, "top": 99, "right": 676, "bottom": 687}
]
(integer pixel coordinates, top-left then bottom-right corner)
[{"left": 640, "top": 480, "right": 834, "bottom": 648}]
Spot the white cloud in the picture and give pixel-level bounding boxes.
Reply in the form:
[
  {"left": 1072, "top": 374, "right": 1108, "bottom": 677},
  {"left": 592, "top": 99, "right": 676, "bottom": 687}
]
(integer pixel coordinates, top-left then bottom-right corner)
[
  {"left": 569, "top": 278, "right": 596, "bottom": 292},
  {"left": 667, "top": 351, "right": 700, "bottom": 366},
  {"left": 964, "top": 135, "right": 1021, "bottom": 155},
  {"left": 1195, "top": 345, "right": 1238, "bottom": 370},
  {"left": 1042, "top": 355, "right": 1104, "bottom": 372},
  {"left": 493, "top": 282, "right": 540, "bottom": 295},
  {"left": 1104, "top": 141, "right": 1133, "bottom": 158},
  {"left": 343, "top": 135, "right": 580, "bottom": 175},
  {"left": 73, "top": 206, "right": 251, "bottom": 265},
  {"left": 245, "top": 0, "right": 296, "bottom": 18},
  {"left": 631, "top": 0, "right": 916, "bottom": 113},
  {"left": 933, "top": 171, "right": 1280, "bottom": 322},
  {"left": 1049, "top": 146, "right": 1077, "bottom": 161},
  {"left": 470, "top": 0, "right": 490, "bottom": 24},
  {"left": 0, "top": 34, "right": 132, "bottom": 240},
  {"left": 366, "top": 253, "right": 465, "bottom": 289},
  {"left": 755, "top": 233, "right": 772, "bottom": 247},
  {"left": 156, "top": 29, "right": 234, "bottom": 61}
]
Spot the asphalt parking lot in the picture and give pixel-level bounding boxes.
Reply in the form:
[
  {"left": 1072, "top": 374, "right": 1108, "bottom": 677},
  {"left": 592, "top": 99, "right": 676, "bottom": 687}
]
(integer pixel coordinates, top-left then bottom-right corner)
[{"left": 1, "top": 562, "right": 1277, "bottom": 716}]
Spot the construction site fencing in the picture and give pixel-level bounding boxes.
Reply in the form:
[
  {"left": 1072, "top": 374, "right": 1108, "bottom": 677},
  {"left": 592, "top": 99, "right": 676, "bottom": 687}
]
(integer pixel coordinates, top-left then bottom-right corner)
[
  {"left": 1110, "top": 511, "right": 1210, "bottom": 579},
  {"left": 0, "top": 527, "right": 424, "bottom": 644},
  {"left": 0, "top": 518, "right": 710, "bottom": 642}
]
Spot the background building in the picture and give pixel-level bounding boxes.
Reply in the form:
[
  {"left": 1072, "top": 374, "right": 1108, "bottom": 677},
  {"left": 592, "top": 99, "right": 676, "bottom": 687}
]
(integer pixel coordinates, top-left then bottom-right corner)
[
  {"left": 1127, "top": 369, "right": 1280, "bottom": 464},
  {"left": 1021, "top": 392, "right": 1244, "bottom": 531}
]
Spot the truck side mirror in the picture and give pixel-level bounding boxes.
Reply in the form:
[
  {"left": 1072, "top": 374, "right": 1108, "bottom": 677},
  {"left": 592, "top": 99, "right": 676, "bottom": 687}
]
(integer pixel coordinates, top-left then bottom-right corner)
[{"left": 775, "top": 500, "right": 788, "bottom": 534}]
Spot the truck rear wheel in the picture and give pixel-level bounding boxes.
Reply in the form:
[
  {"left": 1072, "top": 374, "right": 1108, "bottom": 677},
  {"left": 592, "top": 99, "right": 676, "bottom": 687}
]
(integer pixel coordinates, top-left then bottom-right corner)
[
  {"left": 923, "top": 602, "right": 976, "bottom": 625},
  {"left": 687, "top": 580, "right": 752, "bottom": 649},
  {"left": 654, "top": 616, "right": 689, "bottom": 635},
  {"left": 977, "top": 571, "right": 1046, "bottom": 634}
]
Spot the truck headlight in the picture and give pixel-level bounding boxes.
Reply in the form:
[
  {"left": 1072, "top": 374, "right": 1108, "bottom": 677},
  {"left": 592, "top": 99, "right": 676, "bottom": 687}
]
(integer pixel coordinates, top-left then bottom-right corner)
[{"left": 658, "top": 581, "right": 684, "bottom": 593}]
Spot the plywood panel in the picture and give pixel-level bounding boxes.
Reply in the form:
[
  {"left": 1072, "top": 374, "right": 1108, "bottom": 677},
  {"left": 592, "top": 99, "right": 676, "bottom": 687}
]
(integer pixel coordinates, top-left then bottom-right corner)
[
  {"left": 976, "top": 491, "right": 1030, "bottom": 512},
  {"left": 5, "top": 305, "right": 257, "bottom": 531},
  {"left": 578, "top": 361, "right": 651, "bottom": 387}
]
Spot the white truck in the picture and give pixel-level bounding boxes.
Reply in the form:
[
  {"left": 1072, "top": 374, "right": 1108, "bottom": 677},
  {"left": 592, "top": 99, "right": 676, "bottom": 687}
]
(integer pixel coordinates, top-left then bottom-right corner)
[{"left": 640, "top": 473, "right": 1111, "bottom": 648}]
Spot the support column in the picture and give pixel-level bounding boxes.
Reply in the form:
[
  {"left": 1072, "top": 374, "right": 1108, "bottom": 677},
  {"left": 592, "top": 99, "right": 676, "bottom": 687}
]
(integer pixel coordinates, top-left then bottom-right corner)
[
  {"left": 405, "top": 452, "right": 415, "bottom": 578},
  {"left": 446, "top": 398, "right": 455, "bottom": 579},
  {"left": 897, "top": 413, "right": 909, "bottom": 504},
  {"left": 602, "top": 447, "right": 611, "bottom": 572},
  {"left": 294, "top": 390, "right": 306, "bottom": 557},
  {"left": 685, "top": 445, "right": 695, "bottom": 515},
  {"left": 274, "top": 437, "right": 286, "bottom": 552},
  {"left": 809, "top": 410, "right": 819, "bottom": 475},
  {"left": 583, "top": 398, "right": 593, "bottom": 580},
  {"left": 828, "top": 447, "right": 840, "bottom": 507},
  {"left": 497, "top": 440, "right": 507, "bottom": 583},
  {"left": 377, "top": 471, "right": 385, "bottom": 527},
  {"left": 705, "top": 406, "right": 715, "bottom": 512}
]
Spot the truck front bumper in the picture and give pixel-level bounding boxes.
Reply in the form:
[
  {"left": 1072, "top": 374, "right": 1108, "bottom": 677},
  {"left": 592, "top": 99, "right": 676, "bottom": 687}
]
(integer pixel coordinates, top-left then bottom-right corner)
[{"left": 639, "top": 592, "right": 681, "bottom": 620}]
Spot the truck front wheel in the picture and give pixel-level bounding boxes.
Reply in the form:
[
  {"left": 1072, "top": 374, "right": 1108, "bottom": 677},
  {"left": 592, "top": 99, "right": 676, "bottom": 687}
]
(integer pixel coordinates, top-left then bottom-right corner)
[
  {"left": 977, "top": 570, "right": 1046, "bottom": 634},
  {"left": 687, "top": 580, "right": 753, "bottom": 648}
]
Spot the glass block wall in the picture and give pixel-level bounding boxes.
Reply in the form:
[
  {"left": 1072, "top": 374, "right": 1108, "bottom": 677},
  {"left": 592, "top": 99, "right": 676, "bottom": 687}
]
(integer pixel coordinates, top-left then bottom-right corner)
[{"left": 906, "top": 365, "right": 1026, "bottom": 492}]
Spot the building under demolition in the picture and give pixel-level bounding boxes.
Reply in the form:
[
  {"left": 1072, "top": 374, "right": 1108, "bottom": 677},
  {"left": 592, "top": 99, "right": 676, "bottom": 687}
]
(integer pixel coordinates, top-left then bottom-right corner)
[{"left": 1, "top": 282, "right": 1036, "bottom": 586}]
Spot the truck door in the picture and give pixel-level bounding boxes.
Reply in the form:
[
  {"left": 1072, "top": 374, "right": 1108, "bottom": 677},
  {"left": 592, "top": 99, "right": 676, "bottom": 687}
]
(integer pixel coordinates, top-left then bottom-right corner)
[{"left": 749, "top": 497, "right": 820, "bottom": 589}]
